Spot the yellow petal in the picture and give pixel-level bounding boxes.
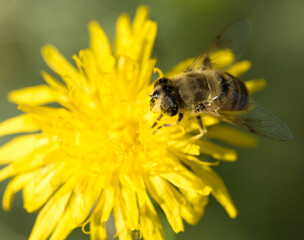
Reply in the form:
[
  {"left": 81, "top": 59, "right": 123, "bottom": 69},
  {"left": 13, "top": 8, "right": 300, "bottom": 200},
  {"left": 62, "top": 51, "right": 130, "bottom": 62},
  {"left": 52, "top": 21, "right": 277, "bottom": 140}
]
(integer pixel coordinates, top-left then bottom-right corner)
[
  {"left": 227, "top": 60, "right": 251, "bottom": 77},
  {"left": 8, "top": 85, "right": 56, "bottom": 105},
  {"left": 202, "top": 115, "right": 220, "bottom": 126},
  {"left": 192, "top": 166, "right": 238, "bottom": 218},
  {"left": 25, "top": 158, "right": 78, "bottom": 211},
  {"left": 180, "top": 153, "right": 219, "bottom": 167},
  {"left": 23, "top": 164, "right": 63, "bottom": 212},
  {"left": 115, "top": 13, "right": 132, "bottom": 57},
  {"left": 210, "top": 49, "right": 235, "bottom": 70},
  {"left": 137, "top": 58, "right": 157, "bottom": 92},
  {"left": 88, "top": 21, "right": 115, "bottom": 72},
  {"left": 138, "top": 20, "right": 157, "bottom": 65},
  {"left": 41, "top": 45, "right": 83, "bottom": 89},
  {"left": 120, "top": 173, "right": 146, "bottom": 207},
  {"left": 132, "top": 6, "right": 149, "bottom": 34},
  {"left": 89, "top": 21, "right": 111, "bottom": 57},
  {"left": 180, "top": 142, "right": 200, "bottom": 155},
  {"left": 159, "top": 193, "right": 184, "bottom": 233},
  {"left": 146, "top": 176, "right": 184, "bottom": 233},
  {"left": 115, "top": 5, "right": 156, "bottom": 65},
  {"left": 245, "top": 78, "right": 266, "bottom": 94},
  {"left": 41, "top": 71, "right": 70, "bottom": 104},
  {"left": 140, "top": 195, "right": 164, "bottom": 240},
  {"left": 75, "top": 50, "right": 97, "bottom": 90},
  {"left": 167, "top": 54, "right": 250, "bottom": 78},
  {"left": 0, "top": 165, "right": 14, "bottom": 182},
  {"left": 0, "top": 114, "right": 39, "bottom": 137},
  {"left": 98, "top": 184, "right": 116, "bottom": 222},
  {"left": 160, "top": 165, "right": 211, "bottom": 195},
  {"left": 90, "top": 215, "right": 107, "bottom": 240},
  {"left": 50, "top": 174, "right": 102, "bottom": 240},
  {"left": 169, "top": 141, "right": 200, "bottom": 156},
  {"left": 0, "top": 142, "right": 54, "bottom": 184},
  {"left": 197, "top": 140, "right": 237, "bottom": 161},
  {"left": 180, "top": 193, "right": 208, "bottom": 225},
  {"left": 121, "top": 186, "right": 139, "bottom": 230},
  {"left": 113, "top": 197, "right": 133, "bottom": 240},
  {"left": 2, "top": 173, "right": 34, "bottom": 210},
  {"left": 0, "top": 134, "right": 50, "bottom": 165},
  {"left": 29, "top": 191, "right": 72, "bottom": 240},
  {"left": 207, "top": 125, "right": 258, "bottom": 148}
]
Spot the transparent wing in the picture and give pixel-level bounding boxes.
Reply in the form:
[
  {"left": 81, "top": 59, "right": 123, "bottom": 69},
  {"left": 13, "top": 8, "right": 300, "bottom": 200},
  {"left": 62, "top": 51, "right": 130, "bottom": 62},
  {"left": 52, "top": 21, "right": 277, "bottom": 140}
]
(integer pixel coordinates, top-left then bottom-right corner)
[
  {"left": 188, "top": 19, "right": 252, "bottom": 71},
  {"left": 204, "top": 99, "right": 293, "bottom": 141}
]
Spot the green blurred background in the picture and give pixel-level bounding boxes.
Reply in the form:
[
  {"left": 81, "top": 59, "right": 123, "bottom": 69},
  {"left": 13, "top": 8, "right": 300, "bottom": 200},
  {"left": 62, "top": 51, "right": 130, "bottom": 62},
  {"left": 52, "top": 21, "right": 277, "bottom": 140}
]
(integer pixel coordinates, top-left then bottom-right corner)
[{"left": 0, "top": 0, "right": 303, "bottom": 239}]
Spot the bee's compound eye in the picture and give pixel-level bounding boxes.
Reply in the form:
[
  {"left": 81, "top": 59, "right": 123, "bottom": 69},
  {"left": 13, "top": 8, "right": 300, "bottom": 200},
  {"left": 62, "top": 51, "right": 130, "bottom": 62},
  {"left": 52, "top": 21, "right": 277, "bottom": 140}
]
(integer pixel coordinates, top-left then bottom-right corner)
[
  {"left": 153, "top": 90, "right": 160, "bottom": 99},
  {"left": 161, "top": 95, "right": 178, "bottom": 116},
  {"left": 154, "top": 77, "right": 168, "bottom": 88}
]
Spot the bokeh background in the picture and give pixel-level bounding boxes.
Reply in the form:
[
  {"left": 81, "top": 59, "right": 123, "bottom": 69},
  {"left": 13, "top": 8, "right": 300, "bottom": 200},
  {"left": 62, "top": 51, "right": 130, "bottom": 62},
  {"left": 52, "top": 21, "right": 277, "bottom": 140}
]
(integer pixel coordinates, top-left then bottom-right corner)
[{"left": 0, "top": 0, "right": 303, "bottom": 239}]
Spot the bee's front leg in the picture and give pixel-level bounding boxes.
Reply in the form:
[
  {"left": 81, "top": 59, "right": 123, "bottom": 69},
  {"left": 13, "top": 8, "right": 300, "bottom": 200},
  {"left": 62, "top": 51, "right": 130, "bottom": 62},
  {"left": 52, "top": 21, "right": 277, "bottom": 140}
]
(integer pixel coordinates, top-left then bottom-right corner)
[
  {"left": 189, "top": 115, "right": 207, "bottom": 141},
  {"left": 151, "top": 114, "right": 163, "bottom": 128},
  {"left": 152, "top": 113, "right": 183, "bottom": 134}
]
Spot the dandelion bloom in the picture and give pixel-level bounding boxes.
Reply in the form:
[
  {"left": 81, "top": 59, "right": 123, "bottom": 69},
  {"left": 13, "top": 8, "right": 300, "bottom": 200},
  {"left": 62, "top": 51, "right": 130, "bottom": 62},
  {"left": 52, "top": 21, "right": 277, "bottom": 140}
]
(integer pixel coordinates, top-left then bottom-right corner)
[{"left": 0, "top": 6, "right": 265, "bottom": 240}]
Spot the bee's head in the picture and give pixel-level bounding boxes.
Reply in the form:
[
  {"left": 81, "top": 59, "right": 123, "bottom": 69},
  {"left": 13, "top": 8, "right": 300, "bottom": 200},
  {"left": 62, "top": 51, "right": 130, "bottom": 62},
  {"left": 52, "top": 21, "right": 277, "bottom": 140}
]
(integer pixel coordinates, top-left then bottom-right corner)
[{"left": 149, "top": 77, "right": 179, "bottom": 116}]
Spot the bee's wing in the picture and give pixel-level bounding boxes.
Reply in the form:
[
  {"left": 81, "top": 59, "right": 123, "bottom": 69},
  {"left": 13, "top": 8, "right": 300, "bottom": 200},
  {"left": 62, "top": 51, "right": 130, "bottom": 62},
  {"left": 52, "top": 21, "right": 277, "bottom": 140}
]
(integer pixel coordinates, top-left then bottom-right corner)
[
  {"left": 188, "top": 19, "right": 252, "bottom": 71},
  {"left": 204, "top": 99, "right": 293, "bottom": 141}
]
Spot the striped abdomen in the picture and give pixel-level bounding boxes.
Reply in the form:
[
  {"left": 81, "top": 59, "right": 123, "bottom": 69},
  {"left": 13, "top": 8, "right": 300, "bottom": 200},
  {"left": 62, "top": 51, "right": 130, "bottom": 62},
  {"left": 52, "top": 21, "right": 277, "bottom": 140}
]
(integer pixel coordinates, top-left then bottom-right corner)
[{"left": 219, "top": 72, "right": 249, "bottom": 111}]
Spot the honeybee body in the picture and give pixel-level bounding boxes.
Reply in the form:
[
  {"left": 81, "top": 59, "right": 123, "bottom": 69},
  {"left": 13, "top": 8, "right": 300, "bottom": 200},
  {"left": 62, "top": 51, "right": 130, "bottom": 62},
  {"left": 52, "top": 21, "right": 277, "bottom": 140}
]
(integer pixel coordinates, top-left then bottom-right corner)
[
  {"left": 170, "top": 69, "right": 249, "bottom": 115},
  {"left": 149, "top": 20, "right": 292, "bottom": 141}
]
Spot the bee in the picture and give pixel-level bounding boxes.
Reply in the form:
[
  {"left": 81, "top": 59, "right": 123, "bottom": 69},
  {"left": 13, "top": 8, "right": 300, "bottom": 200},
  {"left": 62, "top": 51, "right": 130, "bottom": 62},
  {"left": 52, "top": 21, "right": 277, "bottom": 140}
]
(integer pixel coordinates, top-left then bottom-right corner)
[{"left": 149, "top": 20, "right": 293, "bottom": 141}]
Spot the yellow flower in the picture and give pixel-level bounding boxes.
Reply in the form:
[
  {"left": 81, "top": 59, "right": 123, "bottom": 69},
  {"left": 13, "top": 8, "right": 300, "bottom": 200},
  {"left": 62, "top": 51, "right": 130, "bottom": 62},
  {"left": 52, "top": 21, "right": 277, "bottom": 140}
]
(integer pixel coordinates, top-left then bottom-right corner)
[{"left": 0, "top": 6, "right": 264, "bottom": 240}]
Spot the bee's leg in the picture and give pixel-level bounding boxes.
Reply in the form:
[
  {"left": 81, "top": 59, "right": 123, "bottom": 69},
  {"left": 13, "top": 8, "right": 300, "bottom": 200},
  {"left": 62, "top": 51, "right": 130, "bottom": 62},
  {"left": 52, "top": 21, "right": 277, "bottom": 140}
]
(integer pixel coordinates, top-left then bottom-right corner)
[
  {"left": 189, "top": 116, "right": 207, "bottom": 141},
  {"left": 152, "top": 114, "right": 163, "bottom": 128},
  {"left": 153, "top": 113, "right": 183, "bottom": 134}
]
